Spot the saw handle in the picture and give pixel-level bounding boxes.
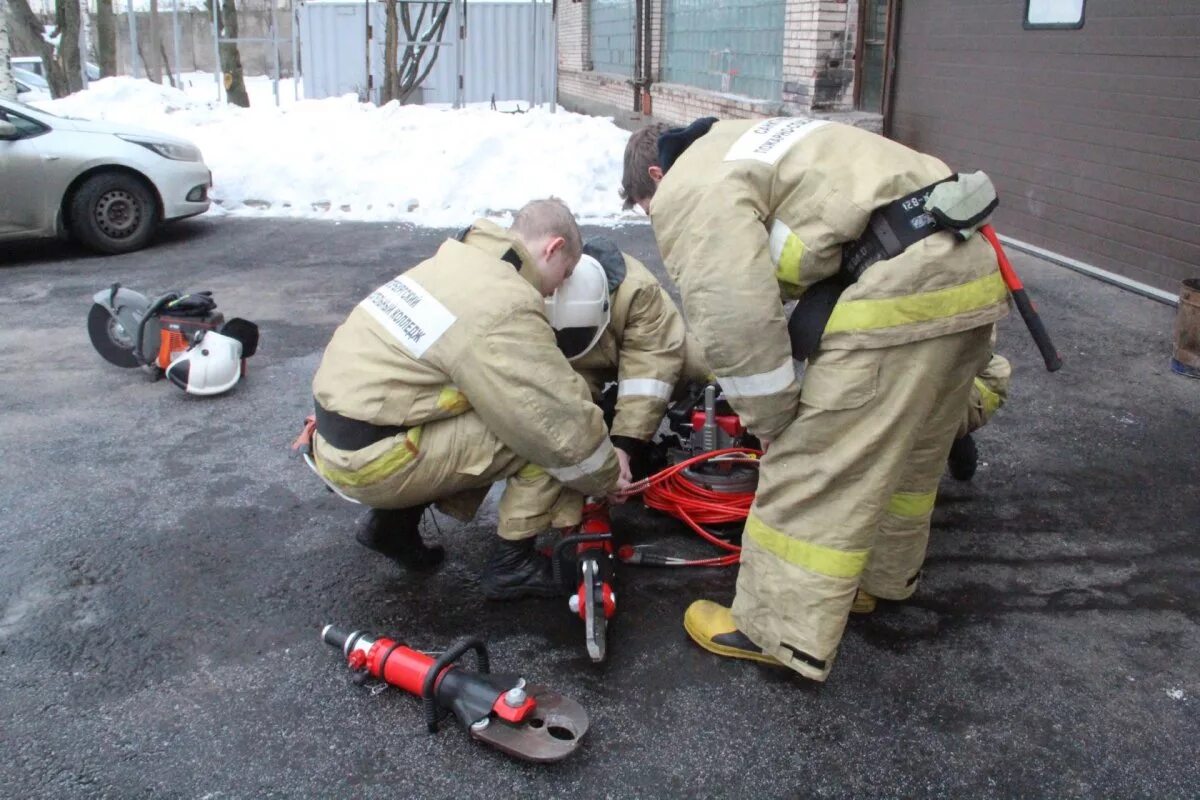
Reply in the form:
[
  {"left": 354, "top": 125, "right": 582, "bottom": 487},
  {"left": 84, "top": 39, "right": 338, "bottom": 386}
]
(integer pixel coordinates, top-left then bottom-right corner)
[{"left": 980, "top": 224, "right": 1062, "bottom": 372}]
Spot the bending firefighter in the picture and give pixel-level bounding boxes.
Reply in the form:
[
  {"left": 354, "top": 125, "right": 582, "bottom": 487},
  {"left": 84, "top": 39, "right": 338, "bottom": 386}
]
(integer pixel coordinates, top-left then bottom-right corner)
[
  {"left": 543, "top": 235, "right": 694, "bottom": 480},
  {"left": 622, "top": 117, "right": 1010, "bottom": 680},
  {"left": 308, "top": 199, "right": 625, "bottom": 600}
]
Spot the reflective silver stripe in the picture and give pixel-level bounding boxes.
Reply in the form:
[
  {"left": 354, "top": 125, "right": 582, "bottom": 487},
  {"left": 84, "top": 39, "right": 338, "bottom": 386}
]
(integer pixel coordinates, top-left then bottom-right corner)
[
  {"left": 617, "top": 378, "right": 673, "bottom": 401},
  {"left": 546, "top": 439, "right": 614, "bottom": 483},
  {"left": 718, "top": 360, "right": 796, "bottom": 398},
  {"left": 768, "top": 219, "right": 792, "bottom": 267}
]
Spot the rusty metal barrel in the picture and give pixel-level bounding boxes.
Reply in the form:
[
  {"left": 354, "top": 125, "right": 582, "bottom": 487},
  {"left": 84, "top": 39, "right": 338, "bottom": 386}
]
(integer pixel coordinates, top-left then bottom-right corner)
[{"left": 1171, "top": 278, "right": 1200, "bottom": 379}]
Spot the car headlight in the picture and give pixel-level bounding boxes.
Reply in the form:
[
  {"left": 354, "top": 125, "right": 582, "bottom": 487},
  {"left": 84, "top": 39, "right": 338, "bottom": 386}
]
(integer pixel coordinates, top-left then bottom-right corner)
[{"left": 118, "top": 135, "right": 203, "bottom": 162}]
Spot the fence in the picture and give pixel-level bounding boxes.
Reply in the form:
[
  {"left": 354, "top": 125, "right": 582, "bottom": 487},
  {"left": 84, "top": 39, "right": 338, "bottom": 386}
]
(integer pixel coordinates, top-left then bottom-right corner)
[{"left": 299, "top": 0, "right": 554, "bottom": 106}]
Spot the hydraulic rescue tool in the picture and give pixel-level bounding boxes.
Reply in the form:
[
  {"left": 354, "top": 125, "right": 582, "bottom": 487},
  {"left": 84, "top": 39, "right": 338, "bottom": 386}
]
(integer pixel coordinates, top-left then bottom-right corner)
[
  {"left": 555, "top": 383, "right": 762, "bottom": 661},
  {"left": 321, "top": 624, "right": 589, "bottom": 763},
  {"left": 553, "top": 504, "right": 619, "bottom": 662},
  {"left": 88, "top": 283, "right": 259, "bottom": 395}
]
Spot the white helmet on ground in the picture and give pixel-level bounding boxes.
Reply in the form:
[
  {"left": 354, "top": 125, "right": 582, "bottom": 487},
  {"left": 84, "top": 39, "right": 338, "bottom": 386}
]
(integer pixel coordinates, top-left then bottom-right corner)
[
  {"left": 165, "top": 330, "right": 244, "bottom": 396},
  {"left": 544, "top": 254, "right": 611, "bottom": 361}
]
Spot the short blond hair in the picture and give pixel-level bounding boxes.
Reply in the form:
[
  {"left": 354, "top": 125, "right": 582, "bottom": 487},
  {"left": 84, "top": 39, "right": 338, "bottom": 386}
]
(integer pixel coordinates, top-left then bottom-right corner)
[
  {"left": 511, "top": 197, "right": 582, "bottom": 263},
  {"left": 620, "top": 124, "right": 668, "bottom": 210}
]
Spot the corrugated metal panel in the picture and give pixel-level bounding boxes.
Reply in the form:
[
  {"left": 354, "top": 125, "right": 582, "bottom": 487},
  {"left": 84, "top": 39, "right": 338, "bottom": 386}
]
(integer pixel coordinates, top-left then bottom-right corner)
[
  {"left": 299, "top": 1, "right": 554, "bottom": 104},
  {"left": 889, "top": 0, "right": 1200, "bottom": 293}
]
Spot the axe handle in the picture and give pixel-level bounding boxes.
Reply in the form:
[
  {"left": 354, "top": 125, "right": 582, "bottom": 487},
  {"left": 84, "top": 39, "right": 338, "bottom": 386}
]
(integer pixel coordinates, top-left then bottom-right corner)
[{"left": 981, "top": 224, "right": 1063, "bottom": 372}]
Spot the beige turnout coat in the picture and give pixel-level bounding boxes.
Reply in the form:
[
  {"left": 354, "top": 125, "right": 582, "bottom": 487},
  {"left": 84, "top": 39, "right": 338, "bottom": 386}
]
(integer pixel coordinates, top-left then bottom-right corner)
[
  {"left": 651, "top": 118, "right": 1010, "bottom": 439},
  {"left": 311, "top": 220, "right": 619, "bottom": 502},
  {"left": 569, "top": 248, "right": 687, "bottom": 442}
]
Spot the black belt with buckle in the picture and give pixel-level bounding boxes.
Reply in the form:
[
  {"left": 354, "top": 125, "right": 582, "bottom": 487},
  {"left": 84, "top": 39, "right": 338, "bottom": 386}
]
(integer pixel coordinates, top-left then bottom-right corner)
[{"left": 313, "top": 400, "right": 408, "bottom": 452}]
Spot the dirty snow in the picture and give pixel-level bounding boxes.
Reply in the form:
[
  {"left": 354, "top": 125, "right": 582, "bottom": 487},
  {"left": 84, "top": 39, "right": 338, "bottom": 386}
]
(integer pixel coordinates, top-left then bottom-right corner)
[{"left": 31, "top": 73, "right": 639, "bottom": 227}]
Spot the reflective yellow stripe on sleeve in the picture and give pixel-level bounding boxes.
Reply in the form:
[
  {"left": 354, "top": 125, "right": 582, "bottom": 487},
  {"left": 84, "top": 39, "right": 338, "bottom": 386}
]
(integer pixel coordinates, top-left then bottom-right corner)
[
  {"left": 744, "top": 513, "right": 869, "bottom": 579},
  {"left": 768, "top": 219, "right": 806, "bottom": 291},
  {"left": 825, "top": 272, "right": 1008, "bottom": 334},
  {"left": 974, "top": 377, "right": 1002, "bottom": 417},
  {"left": 316, "top": 427, "right": 423, "bottom": 488},
  {"left": 516, "top": 463, "right": 546, "bottom": 480},
  {"left": 436, "top": 386, "right": 471, "bottom": 414},
  {"left": 887, "top": 490, "right": 937, "bottom": 519}
]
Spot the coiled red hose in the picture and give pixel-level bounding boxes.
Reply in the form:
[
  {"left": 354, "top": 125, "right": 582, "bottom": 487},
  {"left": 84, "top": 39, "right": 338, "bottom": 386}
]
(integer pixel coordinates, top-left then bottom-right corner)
[{"left": 617, "top": 447, "right": 761, "bottom": 567}]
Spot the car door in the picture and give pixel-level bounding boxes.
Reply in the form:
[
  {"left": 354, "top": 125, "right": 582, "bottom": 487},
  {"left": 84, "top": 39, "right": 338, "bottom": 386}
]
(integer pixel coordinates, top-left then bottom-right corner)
[{"left": 0, "top": 107, "right": 52, "bottom": 237}]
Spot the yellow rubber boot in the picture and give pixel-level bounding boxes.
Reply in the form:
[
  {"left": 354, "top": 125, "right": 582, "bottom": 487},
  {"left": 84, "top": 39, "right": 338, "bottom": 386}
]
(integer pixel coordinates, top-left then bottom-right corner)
[
  {"left": 850, "top": 589, "right": 877, "bottom": 615},
  {"left": 683, "top": 600, "right": 783, "bottom": 666}
]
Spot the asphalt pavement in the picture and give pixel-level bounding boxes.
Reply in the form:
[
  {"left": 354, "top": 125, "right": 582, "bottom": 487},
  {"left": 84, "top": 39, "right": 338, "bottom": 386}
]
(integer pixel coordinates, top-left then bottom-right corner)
[{"left": 1, "top": 218, "right": 1197, "bottom": 799}]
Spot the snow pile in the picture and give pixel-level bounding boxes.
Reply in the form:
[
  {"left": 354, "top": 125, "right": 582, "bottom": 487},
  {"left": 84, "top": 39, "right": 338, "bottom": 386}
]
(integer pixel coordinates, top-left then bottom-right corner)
[{"left": 34, "top": 75, "right": 638, "bottom": 227}]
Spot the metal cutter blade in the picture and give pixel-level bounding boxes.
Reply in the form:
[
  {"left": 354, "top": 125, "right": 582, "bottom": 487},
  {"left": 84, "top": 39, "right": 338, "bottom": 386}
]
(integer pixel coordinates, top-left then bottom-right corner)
[
  {"left": 468, "top": 685, "right": 589, "bottom": 763},
  {"left": 581, "top": 558, "right": 606, "bottom": 662}
]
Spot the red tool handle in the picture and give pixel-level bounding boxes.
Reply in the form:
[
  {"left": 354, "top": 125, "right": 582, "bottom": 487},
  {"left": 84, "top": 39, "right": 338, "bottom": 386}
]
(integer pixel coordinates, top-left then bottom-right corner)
[{"left": 980, "top": 224, "right": 1063, "bottom": 372}]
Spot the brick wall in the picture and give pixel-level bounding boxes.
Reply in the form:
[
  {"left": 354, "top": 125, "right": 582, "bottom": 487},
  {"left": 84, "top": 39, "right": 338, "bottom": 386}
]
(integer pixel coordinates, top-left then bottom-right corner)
[
  {"left": 558, "top": 0, "right": 590, "bottom": 71},
  {"left": 782, "top": 0, "right": 858, "bottom": 112}
]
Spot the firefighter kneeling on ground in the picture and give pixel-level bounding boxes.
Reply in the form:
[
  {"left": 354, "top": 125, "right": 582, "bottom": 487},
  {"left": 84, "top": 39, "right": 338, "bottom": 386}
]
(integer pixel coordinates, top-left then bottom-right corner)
[
  {"left": 308, "top": 198, "right": 629, "bottom": 600},
  {"left": 622, "top": 117, "right": 1011, "bottom": 681}
]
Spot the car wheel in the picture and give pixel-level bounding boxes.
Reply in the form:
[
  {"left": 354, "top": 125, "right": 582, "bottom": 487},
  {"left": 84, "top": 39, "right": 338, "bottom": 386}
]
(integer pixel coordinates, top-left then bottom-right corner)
[{"left": 69, "top": 171, "right": 159, "bottom": 254}]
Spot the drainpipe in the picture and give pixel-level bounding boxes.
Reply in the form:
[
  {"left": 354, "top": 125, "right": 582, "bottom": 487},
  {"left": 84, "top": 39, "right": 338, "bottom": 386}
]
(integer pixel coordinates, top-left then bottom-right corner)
[
  {"left": 632, "top": 0, "right": 643, "bottom": 113},
  {"left": 640, "top": 0, "right": 652, "bottom": 114}
]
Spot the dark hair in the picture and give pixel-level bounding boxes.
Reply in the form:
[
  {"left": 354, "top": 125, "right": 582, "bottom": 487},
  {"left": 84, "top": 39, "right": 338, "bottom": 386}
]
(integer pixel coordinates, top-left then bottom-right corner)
[{"left": 620, "top": 124, "right": 668, "bottom": 210}]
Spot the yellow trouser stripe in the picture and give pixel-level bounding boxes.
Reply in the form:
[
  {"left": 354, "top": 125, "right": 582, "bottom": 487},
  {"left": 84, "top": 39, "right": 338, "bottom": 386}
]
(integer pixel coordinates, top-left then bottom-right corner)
[
  {"left": 745, "top": 513, "right": 869, "bottom": 579},
  {"left": 974, "top": 377, "right": 1002, "bottom": 417},
  {"left": 317, "top": 427, "right": 423, "bottom": 488},
  {"left": 887, "top": 490, "right": 937, "bottom": 519},
  {"left": 825, "top": 272, "right": 1008, "bottom": 334}
]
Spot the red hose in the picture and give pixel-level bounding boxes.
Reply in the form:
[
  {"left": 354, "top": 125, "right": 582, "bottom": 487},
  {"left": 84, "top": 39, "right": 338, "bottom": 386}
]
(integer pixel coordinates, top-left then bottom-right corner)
[{"left": 618, "top": 447, "right": 760, "bottom": 567}]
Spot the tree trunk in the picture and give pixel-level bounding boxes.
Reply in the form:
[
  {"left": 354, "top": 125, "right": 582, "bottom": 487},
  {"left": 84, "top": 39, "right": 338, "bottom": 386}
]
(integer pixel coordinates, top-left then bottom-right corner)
[
  {"left": 217, "top": 0, "right": 247, "bottom": 106},
  {"left": 56, "top": 0, "right": 83, "bottom": 93},
  {"left": 7, "top": 0, "right": 67, "bottom": 96},
  {"left": 159, "top": 39, "right": 173, "bottom": 87},
  {"left": 145, "top": 0, "right": 162, "bottom": 83},
  {"left": 77, "top": 0, "right": 90, "bottom": 86},
  {"left": 1, "top": 0, "right": 17, "bottom": 102},
  {"left": 396, "top": 0, "right": 449, "bottom": 104},
  {"left": 95, "top": 0, "right": 115, "bottom": 76},
  {"left": 381, "top": 0, "right": 398, "bottom": 103}
]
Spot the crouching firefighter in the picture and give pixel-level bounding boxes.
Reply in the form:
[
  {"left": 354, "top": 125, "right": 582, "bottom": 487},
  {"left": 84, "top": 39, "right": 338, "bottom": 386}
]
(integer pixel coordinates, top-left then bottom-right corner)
[
  {"left": 540, "top": 236, "right": 691, "bottom": 486},
  {"left": 622, "top": 117, "right": 1010, "bottom": 680},
  {"left": 307, "top": 199, "right": 625, "bottom": 599}
]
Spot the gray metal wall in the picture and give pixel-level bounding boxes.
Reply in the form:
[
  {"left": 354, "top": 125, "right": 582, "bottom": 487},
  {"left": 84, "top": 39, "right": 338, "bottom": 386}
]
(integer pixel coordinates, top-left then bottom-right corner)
[
  {"left": 299, "top": 0, "right": 555, "bottom": 105},
  {"left": 889, "top": 0, "right": 1200, "bottom": 293}
]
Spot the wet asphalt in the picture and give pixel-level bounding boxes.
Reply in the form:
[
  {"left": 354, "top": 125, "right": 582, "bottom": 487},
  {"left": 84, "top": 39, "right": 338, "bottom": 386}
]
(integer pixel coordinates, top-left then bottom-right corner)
[{"left": 0, "top": 217, "right": 1197, "bottom": 799}]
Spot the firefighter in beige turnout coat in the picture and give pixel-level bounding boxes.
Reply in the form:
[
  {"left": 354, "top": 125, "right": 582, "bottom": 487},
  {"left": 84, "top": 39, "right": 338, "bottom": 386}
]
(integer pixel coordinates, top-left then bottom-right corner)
[
  {"left": 623, "top": 118, "right": 1010, "bottom": 680},
  {"left": 547, "top": 237, "right": 689, "bottom": 473},
  {"left": 311, "top": 207, "right": 622, "bottom": 600}
]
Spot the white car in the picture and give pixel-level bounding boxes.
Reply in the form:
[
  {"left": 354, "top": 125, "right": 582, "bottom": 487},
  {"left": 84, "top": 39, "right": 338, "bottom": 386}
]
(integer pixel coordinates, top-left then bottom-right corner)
[
  {"left": 11, "top": 55, "right": 101, "bottom": 82},
  {"left": 13, "top": 67, "right": 52, "bottom": 102},
  {"left": 0, "top": 97, "right": 211, "bottom": 254}
]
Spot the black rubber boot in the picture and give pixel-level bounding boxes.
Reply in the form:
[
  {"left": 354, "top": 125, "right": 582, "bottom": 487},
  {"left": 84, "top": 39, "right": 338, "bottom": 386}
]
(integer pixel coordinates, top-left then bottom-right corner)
[
  {"left": 947, "top": 433, "right": 978, "bottom": 481},
  {"left": 355, "top": 505, "right": 445, "bottom": 571},
  {"left": 479, "top": 537, "right": 563, "bottom": 601}
]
